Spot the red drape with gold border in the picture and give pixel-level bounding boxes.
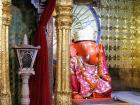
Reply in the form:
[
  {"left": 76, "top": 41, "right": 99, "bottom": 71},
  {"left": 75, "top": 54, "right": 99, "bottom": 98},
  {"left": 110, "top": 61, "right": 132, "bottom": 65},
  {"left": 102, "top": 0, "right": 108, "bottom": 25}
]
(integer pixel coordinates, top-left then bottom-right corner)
[{"left": 30, "top": 0, "right": 56, "bottom": 105}]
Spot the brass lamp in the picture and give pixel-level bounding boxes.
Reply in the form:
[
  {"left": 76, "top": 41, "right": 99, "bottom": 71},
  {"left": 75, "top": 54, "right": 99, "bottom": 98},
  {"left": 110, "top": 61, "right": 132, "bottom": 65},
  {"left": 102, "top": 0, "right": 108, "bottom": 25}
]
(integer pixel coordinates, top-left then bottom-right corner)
[{"left": 13, "top": 34, "right": 40, "bottom": 105}]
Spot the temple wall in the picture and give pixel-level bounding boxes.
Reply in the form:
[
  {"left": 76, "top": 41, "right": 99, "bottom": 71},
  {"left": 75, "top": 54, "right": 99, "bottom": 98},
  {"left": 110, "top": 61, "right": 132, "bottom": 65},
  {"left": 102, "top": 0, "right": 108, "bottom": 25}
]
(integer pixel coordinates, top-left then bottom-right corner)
[
  {"left": 94, "top": 0, "right": 140, "bottom": 90},
  {"left": 133, "top": 0, "right": 140, "bottom": 90}
]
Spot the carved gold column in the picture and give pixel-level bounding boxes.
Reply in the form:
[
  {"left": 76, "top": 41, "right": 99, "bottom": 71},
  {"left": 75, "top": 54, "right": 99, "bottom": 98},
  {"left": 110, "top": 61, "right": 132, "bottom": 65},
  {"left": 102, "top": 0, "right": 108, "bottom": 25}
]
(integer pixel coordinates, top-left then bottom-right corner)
[
  {"left": 0, "top": 0, "right": 12, "bottom": 105},
  {"left": 55, "top": 0, "right": 73, "bottom": 105}
]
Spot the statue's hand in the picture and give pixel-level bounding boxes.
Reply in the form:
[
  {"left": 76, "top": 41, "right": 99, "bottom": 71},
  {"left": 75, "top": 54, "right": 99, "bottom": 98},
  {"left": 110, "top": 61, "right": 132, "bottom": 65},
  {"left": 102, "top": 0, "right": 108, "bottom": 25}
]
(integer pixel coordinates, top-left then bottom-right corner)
[
  {"left": 101, "top": 75, "right": 111, "bottom": 83},
  {"left": 72, "top": 92, "right": 83, "bottom": 99},
  {"left": 73, "top": 94, "right": 83, "bottom": 99}
]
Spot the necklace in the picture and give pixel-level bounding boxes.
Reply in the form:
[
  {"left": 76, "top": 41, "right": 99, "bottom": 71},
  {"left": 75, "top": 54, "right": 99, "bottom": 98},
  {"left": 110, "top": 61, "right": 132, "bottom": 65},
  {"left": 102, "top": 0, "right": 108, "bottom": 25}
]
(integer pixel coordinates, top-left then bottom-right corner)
[{"left": 76, "top": 56, "right": 99, "bottom": 90}]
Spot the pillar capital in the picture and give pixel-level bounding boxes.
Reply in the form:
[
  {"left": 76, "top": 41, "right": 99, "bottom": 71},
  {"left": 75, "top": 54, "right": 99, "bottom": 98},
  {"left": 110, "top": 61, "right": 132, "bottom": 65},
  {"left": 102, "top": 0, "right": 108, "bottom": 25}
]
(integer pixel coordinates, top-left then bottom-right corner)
[
  {"left": 2, "top": 1, "right": 11, "bottom": 25},
  {"left": 56, "top": 0, "right": 73, "bottom": 6},
  {"left": 56, "top": 5, "right": 73, "bottom": 29}
]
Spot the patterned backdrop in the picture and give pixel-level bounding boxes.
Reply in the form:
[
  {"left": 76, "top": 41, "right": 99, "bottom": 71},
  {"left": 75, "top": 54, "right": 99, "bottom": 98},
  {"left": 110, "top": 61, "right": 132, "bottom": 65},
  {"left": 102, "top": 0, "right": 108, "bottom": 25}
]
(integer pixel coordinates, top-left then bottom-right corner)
[
  {"left": 94, "top": 0, "right": 140, "bottom": 90},
  {"left": 95, "top": 0, "right": 134, "bottom": 69}
]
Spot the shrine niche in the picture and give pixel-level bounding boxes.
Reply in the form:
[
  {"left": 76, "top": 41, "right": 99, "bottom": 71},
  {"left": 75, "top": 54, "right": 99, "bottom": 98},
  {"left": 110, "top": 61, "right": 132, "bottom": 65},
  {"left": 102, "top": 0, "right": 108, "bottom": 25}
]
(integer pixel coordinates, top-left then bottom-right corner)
[
  {"left": 0, "top": 0, "right": 140, "bottom": 105},
  {"left": 53, "top": 0, "right": 140, "bottom": 104}
]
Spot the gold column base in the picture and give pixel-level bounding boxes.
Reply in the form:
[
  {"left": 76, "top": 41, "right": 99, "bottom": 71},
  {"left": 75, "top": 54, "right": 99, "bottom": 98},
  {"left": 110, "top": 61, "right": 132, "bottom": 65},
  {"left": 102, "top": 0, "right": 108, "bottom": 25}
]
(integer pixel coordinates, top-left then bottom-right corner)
[
  {"left": 55, "top": 91, "right": 72, "bottom": 105},
  {"left": 0, "top": 93, "right": 11, "bottom": 105}
]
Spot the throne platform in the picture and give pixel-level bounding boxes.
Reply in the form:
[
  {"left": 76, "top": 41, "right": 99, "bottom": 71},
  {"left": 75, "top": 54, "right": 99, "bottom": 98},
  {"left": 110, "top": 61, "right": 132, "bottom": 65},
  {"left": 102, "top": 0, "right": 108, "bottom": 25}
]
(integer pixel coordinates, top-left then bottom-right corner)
[
  {"left": 72, "top": 98, "right": 128, "bottom": 105},
  {"left": 72, "top": 91, "right": 140, "bottom": 105}
]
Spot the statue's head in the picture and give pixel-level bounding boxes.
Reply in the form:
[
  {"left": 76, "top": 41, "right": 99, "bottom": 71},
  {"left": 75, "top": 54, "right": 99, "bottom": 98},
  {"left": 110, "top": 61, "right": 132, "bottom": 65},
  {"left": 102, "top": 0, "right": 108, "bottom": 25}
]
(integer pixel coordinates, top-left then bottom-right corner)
[{"left": 71, "top": 25, "right": 99, "bottom": 65}]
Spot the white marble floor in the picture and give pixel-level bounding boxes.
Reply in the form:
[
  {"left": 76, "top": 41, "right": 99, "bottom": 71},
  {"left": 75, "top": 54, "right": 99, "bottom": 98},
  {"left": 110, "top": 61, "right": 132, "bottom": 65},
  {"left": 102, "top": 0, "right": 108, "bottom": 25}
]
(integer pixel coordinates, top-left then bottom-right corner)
[{"left": 112, "top": 91, "right": 140, "bottom": 105}]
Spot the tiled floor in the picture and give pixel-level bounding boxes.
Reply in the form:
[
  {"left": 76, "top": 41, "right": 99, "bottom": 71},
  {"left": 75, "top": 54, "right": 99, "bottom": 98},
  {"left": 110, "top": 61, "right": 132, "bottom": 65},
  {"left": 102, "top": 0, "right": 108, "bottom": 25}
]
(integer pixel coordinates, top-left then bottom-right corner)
[
  {"left": 93, "top": 103, "right": 129, "bottom": 105},
  {"left": 112, "top": 91, "right": 140, "bottom": 105}
]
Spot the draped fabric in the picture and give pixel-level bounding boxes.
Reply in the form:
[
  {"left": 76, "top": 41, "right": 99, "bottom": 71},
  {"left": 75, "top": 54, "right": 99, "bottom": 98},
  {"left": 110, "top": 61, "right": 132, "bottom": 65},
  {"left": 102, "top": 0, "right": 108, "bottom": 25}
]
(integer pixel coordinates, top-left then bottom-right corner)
[{"left": 30, "top": 0, "right": 56, "bottom": 105}]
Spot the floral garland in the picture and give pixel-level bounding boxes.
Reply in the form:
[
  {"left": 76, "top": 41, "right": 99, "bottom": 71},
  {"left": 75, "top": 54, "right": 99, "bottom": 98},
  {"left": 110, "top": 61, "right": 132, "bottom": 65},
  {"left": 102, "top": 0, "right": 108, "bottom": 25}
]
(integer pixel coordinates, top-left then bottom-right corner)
[{"left": 76, "top": 56, "right": 99, "bottom": 90}]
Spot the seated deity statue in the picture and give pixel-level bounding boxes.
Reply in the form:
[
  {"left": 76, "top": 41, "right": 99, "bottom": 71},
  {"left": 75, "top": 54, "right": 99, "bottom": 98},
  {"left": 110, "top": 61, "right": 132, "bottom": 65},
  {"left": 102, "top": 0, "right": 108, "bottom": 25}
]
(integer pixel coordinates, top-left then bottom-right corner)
[{"left": 70, "top": 25, "right": 112, "bottom": 99}]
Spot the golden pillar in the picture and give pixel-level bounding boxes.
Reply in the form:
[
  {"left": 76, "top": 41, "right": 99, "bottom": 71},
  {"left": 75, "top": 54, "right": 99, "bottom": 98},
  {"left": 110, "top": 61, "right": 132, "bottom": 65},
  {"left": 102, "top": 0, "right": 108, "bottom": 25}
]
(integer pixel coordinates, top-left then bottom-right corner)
[
  {"left": 0, "top": 0, "right": 12, "bottom": 105},
  {"left": 55, "top": 0, "right": 73, "bottom": 105}
]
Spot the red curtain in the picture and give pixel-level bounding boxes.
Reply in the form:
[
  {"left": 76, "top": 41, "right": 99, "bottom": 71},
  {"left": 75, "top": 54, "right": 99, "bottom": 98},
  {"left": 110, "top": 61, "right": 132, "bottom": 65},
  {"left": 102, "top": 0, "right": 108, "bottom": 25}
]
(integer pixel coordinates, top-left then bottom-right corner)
[{"left": 30, "top": 0, "right": 56, "bottom": 105}]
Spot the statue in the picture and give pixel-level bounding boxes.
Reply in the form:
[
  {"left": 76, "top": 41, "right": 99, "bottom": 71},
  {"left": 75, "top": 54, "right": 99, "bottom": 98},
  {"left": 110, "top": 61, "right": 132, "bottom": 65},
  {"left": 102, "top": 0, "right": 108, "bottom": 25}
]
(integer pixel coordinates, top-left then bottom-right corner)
[{"left": 70, "top": 25, "right": 112, "bottom": 99}]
